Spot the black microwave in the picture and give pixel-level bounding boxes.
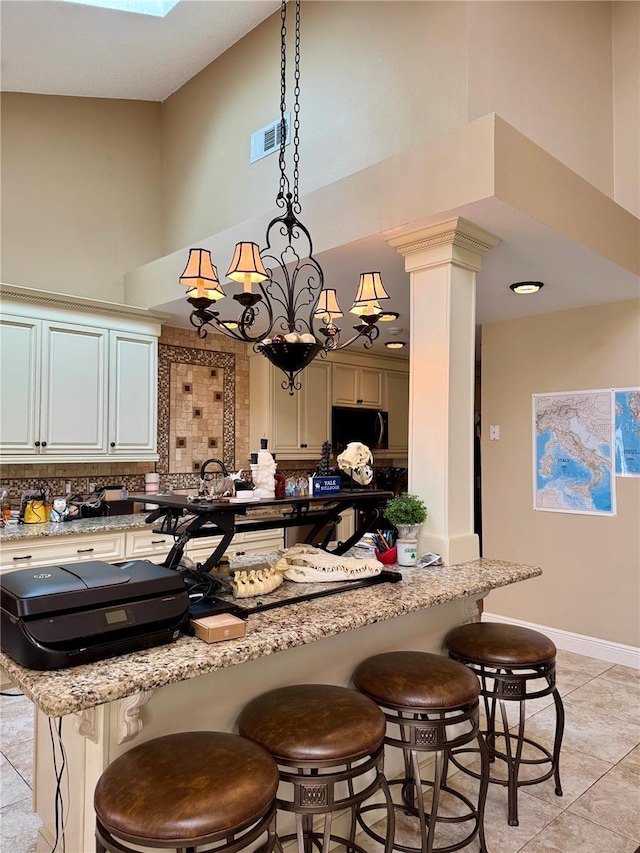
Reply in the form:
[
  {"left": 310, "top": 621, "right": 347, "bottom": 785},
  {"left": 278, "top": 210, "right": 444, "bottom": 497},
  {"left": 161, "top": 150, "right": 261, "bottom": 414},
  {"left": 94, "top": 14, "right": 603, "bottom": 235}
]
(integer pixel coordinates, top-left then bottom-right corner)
[{"left": 331, "top": 406, "right": 389, "bottom": 452}]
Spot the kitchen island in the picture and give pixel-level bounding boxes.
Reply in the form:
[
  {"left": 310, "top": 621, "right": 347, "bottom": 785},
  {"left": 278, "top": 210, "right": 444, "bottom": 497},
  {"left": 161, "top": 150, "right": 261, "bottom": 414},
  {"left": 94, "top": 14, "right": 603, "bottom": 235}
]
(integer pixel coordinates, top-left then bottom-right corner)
[{"left": 0, "top": 557, "right": 541, "bottom": 853}]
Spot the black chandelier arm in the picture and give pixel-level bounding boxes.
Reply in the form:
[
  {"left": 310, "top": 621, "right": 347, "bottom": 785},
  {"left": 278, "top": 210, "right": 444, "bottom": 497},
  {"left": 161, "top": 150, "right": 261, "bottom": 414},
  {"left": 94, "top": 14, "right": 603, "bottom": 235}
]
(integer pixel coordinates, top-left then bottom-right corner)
[
  {"left": 187, "top": 302, "right": 276, "bottom": 345},
  {"left": 323, "top": 322, "right": 380, "bottom": 353}
]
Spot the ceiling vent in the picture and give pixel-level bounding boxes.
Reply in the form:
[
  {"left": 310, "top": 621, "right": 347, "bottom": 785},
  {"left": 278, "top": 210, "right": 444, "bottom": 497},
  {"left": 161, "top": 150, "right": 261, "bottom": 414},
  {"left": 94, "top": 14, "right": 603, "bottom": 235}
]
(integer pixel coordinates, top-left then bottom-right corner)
[{"left": 250, "top": 113, "right": 291, "bottom": 164}]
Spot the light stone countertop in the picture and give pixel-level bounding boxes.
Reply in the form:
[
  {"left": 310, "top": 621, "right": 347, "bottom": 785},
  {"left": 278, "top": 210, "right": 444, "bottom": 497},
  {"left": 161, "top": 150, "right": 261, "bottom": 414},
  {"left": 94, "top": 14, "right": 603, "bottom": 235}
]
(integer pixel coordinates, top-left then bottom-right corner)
[
  {"left": 0, "top": 514, "right": 153, "bottom": 541},
  {"left": 0, "top": 558, "right": 542, "bottom": 717},
  {"left": 0, "top": 507, "right": 294, "bottom": 542}
]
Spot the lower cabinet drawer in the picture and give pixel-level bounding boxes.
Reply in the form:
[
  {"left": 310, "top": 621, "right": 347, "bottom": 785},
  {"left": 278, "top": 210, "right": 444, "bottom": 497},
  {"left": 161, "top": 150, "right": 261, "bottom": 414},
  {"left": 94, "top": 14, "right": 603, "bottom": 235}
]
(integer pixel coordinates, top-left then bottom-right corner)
[
  {"left": 125, "top": 529, "right": 174, "bottom": 559},
  {"left": 0, "top": 533, "right": 125, "bottom": 573}
]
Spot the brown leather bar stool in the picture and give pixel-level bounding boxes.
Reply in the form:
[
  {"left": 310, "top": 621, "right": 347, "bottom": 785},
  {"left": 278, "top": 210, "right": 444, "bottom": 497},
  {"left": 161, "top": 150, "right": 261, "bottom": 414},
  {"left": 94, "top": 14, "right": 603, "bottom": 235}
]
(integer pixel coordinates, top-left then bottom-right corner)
[
  {"left": 445, "top": 623, "right": 564, "bottom": 827},
  {"left": 238, "top": 683, "right": 395, "bottom": 853},
  {"left": 94, "top": 731, "right": 280, "bottom": 853},
  {"left": 353, "top": 652, "right": 489, "bottom": 853}
]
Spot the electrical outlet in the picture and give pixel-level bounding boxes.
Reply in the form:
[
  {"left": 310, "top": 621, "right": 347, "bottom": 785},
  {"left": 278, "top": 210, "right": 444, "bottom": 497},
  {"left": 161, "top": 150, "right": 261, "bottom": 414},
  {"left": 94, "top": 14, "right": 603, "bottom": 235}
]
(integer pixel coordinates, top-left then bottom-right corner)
[
  {"left": 65, "top": 482, "right": 72, "bottom": 495},
  {"left": 489, "top": 425, "right": 500, "bottom": 441}
]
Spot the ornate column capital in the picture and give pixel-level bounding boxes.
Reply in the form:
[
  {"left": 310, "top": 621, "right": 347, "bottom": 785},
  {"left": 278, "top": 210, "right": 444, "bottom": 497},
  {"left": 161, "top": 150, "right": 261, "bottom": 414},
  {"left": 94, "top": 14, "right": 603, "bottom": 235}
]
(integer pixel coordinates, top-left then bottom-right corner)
[{"left": 387, "top": 217, "right": 501, "bottom": 273}]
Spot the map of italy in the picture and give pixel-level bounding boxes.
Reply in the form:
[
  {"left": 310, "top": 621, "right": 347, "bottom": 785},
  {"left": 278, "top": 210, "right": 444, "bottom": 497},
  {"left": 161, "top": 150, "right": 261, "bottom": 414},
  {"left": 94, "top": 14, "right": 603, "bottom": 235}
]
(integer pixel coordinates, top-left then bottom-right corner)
[{"left": 534, "top": 391, "right": 614, "bottom": 515}]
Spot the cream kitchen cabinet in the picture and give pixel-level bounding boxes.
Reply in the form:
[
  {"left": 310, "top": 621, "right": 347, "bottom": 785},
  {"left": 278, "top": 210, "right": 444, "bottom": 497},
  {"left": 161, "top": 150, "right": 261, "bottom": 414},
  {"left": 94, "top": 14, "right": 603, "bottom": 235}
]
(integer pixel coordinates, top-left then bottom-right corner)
[
  {"left": 0, "top": 532, "right": 126, "bottom": 576},
  {"left": 384, "top": 369, "right": 410, "bottom": 455},
  {"left": 332, "top": 363, "right": 383, "bottom": 408},
  {"left": 108, "top": 331, "right": 157, "bottom": 457},
  {"left": 0, "top": 315, "right": 108, "bottom": 458},
  {"left": 0, "top": 287, "right": 161, "bottom": 463},
  {"left": 250, "top": 356, "right": 331, "bottom": 460}
]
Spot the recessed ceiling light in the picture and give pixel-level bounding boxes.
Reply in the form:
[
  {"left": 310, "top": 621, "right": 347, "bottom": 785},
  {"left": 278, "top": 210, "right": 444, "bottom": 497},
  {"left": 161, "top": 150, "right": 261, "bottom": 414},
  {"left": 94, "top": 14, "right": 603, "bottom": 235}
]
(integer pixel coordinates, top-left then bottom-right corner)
[
  {"left": 385, "top": 341, "right": 406, "bottom": 350},
  {"left": 510, "top": 281, "right": 544, "bottom": 295}
]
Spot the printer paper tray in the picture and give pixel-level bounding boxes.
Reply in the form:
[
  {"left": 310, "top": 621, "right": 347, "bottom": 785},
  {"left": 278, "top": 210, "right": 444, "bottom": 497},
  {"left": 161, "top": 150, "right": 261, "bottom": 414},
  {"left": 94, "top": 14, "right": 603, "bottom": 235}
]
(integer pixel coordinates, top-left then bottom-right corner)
[{"left": 1, "top": 609, "right": 187, "bottom": 671}]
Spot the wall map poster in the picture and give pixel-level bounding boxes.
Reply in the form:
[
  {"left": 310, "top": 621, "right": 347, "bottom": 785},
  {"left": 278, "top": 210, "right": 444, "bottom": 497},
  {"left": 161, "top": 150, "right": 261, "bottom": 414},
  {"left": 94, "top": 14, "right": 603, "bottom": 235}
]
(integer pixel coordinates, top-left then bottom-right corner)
[
  {"left": 533, "top": 390, "right": 615, "bottom": 515},
  {"left": 615, "top": 388, "right": 640, "bottom": 477}
]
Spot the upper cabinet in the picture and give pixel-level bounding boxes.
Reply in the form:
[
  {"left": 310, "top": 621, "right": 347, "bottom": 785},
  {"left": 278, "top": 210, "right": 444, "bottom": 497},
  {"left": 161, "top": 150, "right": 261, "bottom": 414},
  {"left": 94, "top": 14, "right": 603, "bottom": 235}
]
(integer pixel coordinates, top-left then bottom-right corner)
[
  {"left": 250, "top": 349, "right": 409, "bottom": 461},
  {"left": 332, "top": 364, "right": 383, "bottom": 408},
  {"left": 251, "top": 357, "right": 331, "bottom": 460},
  {"left": 0, "top": 287, "right": 163, "bottom": 463},
  {"left": 384, "top": 370, "right": 410, "bottom": 455}
]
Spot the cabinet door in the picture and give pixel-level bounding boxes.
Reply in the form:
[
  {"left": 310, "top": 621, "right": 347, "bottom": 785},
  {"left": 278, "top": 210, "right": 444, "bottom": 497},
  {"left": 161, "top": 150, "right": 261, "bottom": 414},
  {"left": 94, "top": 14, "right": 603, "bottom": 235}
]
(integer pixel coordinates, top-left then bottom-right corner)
[
  {"left": 332, "top": 364, "right": 358, "bottom": 405},
  {"left": 40, "top": 322, "right": 108, "bottom": 455},
  {"left": 109, "top": 331, "right": 157, "bottom": 457},
  {"left": 272, "top": 377, "right": 301, "bottom": 455},
  {"left": 300, "top": 360, "right": 330, "bottom": 453},
  {"left": 385, "top": 370, "right": 409, "bottom": 453},
  {"left": 358, "top": 368, "right": 383, "bottom": 407},
  {"left": 0, "top": 315, "right": 41, "bottom": 456},
  {"left": 332, "top": 364, "right": 382, "bottom": 407}
]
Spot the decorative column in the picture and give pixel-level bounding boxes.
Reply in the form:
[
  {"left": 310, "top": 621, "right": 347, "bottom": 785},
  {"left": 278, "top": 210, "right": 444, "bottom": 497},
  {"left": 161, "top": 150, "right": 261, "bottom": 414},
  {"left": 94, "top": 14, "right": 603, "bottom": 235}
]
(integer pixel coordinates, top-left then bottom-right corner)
[{"left": 388, "top": 217, "right": 499, "bottom": 565}]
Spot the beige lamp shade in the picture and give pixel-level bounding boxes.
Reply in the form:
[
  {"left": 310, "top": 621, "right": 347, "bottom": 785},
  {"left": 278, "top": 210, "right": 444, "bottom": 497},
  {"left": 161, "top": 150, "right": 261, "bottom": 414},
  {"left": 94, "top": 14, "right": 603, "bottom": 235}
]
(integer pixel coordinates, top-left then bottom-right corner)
[
  {"left": 180, "top": 249, "right": 225, "bottom": 300},
  {"left": 314, "top": 288, "right": 343, "bottom": 320},
  {"left": 226, "top": 242, "right": 268, "bottom": 292},
  {"left": 353, "top": 272, "right": 389, "bottom": 304},
  {"left": 350, "top": 298, "right": 382, "bottom": 317}
]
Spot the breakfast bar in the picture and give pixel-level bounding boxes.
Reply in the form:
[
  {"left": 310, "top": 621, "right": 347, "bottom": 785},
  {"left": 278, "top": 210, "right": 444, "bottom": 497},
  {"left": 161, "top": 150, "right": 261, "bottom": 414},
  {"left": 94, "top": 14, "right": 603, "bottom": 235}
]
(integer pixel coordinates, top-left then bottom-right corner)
[{"left": 0, "top": 554, "right": 541, "bottom": 853}]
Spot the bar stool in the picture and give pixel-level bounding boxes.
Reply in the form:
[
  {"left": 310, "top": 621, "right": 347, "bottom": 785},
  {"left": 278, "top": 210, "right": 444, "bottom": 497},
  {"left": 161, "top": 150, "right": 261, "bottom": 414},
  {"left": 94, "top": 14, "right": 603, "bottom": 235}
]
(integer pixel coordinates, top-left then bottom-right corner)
[
  {"left": 94, "top": 731, "right": 280, "bottom": 853},
  {"left": 237, "top": 683, "right": 395, "bottom": 853},
  {"left": 353, "top": 651, "right": 489, "bottom": 853},
  {"left": 445, "top": 622, "right": 564, "bottom": 826}
]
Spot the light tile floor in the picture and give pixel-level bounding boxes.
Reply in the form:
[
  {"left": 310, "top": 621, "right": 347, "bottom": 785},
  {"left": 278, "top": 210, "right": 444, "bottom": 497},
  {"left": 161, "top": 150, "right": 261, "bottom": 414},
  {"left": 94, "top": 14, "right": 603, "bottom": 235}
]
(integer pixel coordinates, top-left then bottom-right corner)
[{"left": 0, "top": 650, "right": 638, "bottom": 853}]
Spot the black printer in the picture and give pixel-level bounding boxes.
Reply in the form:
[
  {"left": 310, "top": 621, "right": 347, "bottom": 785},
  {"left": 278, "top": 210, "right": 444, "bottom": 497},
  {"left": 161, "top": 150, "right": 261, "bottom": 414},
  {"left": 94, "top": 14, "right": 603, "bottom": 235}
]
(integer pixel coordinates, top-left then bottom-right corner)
[{"left": 0, "top": 560, "right": 189, "bottom": 670}]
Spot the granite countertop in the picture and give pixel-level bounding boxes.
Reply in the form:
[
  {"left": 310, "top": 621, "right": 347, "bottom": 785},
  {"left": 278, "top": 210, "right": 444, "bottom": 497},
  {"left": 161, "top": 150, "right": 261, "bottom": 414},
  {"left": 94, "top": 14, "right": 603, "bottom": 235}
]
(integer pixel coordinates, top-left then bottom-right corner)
[
  {"left": 0, "top": 506, "right": 294, "bottom": 542},
  {"left": 0, "top": 513, "right": 153, "bottom": 541},
  {"left": 0, "top": 558, "right": 542, "bottom": 717}
]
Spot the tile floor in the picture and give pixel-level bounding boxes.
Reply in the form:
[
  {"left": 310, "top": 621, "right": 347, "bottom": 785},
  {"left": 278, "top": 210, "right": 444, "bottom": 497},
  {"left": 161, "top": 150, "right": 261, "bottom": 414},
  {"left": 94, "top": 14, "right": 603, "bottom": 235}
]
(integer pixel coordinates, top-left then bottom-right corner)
[{"left": 0, "top": 650, "right": 638, "bottom": 853}]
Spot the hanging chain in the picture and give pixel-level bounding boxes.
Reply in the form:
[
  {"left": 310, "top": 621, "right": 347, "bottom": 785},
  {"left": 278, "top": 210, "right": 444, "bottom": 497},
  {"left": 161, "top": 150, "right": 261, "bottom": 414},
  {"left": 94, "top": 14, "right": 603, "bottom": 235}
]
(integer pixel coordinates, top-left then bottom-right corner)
[
  {"left": 276, "top": 0, "right": 301, "bottom": 212},
  {"left": 278, "top": 0, "right": 288, "bottom": 203},
  {"left": 292, "top": 0, "right": 301, "bottom": 213}
]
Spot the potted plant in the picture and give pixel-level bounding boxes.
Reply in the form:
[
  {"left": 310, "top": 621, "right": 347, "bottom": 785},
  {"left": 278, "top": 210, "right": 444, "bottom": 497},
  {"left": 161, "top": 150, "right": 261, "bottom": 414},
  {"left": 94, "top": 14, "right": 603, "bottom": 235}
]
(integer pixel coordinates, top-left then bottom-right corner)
[{"left": 384, "top": 493, "right": 427, "bottom": 540}]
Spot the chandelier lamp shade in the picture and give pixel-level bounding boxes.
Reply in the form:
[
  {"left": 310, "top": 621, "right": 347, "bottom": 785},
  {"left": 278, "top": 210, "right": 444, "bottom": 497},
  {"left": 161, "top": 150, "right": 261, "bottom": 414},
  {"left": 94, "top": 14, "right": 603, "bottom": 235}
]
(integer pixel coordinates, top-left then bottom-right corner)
[{"left": 178, "top": 0, "right": 398, "bottom": 394}]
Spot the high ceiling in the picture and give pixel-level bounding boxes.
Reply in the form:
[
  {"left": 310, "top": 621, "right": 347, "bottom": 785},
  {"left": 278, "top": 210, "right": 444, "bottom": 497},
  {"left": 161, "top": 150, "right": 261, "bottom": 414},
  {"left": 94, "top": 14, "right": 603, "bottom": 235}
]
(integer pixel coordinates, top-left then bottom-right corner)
[
  {"left": 0, "top": 0, "right": 279, "bottom": 101},
  {"left": 2, "top": 0, "right": 638, "bottom": 346}
]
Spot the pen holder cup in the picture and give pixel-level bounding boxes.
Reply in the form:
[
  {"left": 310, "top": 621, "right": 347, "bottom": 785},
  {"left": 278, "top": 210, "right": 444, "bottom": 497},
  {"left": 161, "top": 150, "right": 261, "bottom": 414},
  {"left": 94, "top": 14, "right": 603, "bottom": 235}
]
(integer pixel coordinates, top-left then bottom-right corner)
[{"left": 374, "top": 546, "right": 397, "bottom": 565}]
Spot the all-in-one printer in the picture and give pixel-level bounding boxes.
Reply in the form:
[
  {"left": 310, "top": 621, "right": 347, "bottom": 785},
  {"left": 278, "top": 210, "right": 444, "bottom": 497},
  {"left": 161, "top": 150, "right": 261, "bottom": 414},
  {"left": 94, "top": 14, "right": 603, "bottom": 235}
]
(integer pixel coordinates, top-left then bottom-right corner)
[{"left": 0, "top": 560, "right": 189, "bottom": 670}]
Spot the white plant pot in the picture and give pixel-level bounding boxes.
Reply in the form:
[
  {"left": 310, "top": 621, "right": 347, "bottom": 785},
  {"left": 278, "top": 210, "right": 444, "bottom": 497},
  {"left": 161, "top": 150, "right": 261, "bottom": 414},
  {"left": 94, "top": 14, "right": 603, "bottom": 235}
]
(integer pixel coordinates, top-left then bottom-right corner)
[{"left": 396, "top": 524, "right": 422, "bottom": 541}]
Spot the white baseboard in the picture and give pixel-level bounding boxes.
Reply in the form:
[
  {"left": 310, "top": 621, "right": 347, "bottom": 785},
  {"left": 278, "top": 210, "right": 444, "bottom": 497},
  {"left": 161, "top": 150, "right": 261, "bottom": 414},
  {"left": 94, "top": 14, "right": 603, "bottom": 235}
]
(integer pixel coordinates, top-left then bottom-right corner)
[{"left": 482, "top": 612, "right": 640, "bottom": 670}]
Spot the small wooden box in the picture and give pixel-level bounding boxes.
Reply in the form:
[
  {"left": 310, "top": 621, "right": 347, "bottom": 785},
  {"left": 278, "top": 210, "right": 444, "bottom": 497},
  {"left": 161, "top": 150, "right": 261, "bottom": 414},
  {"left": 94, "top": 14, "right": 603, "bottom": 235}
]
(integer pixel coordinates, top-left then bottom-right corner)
[{"left": 190, "top": 614, "right": 246, "bottom": 644}]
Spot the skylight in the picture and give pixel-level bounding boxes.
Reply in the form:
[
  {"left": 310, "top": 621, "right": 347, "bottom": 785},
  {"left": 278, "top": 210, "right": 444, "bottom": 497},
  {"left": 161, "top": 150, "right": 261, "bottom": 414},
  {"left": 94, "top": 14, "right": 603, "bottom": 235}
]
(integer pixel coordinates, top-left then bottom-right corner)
[{"left": 61, "top": 0, "right": 180, "bottom": 17}]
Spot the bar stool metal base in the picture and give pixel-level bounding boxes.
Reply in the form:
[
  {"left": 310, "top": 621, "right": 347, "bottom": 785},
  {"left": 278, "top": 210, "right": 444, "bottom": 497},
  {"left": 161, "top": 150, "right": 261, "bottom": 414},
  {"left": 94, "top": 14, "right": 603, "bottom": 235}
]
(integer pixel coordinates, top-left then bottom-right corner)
[
  {"left": 353, "top": 652, "right": 490, "bottom": 853},
  {"left": 446, "top": 625, "right": 565, "bottom": 827},
  {"left": 238, "top": 684, "right": 395, "bottom": 853}
]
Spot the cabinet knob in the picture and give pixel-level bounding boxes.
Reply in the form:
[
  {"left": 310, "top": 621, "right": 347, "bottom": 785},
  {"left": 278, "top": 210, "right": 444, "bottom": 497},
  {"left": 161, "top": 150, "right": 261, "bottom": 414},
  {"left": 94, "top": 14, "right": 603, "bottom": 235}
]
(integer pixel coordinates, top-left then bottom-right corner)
[
  {"left": 110, "top": 442, "right": 116, "bottom": 448},
  {"left": 300, "top": 443, "right": 307, "bottom": 448},
  {"left": 357, "top": 399, "right": 363, "bottom": 404},
  {"left": 41, "top": 441, "right": 47, "bottom": 447},
  {"left": 34, "top": 441, "right": 40, "bottom": 447}
]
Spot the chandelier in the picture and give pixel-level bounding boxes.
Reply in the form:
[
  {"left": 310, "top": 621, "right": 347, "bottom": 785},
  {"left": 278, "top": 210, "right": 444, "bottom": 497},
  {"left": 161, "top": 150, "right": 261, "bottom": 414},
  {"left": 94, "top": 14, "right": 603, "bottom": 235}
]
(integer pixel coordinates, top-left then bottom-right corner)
[{"left": 179, "top": 0, "right": 398, "bottom": 393}]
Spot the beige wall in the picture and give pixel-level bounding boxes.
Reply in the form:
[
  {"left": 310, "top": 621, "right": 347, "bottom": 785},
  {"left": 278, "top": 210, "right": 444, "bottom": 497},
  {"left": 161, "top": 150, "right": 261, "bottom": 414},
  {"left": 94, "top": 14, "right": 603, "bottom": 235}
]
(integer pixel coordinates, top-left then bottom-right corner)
[
  {"left": 160, "top": 1, "right": 470, "bottom": 253},
  {"left": 0, "top": 93, "right": 162, "bottom": 300},
  {"left": 160, "top": 0, "right": 638, "bottom": 253},
  {"left": 2, "top": 3, "right": 636, "bottom": 294},
  {"left": 468, "top": 1, "right": 615, "bottom": 200},
  {"left": 613, "top": 1, "right": 640, "bottom": 217},
  {"left": 481, "top": 300, "right": 640, "bottom": 648}
]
